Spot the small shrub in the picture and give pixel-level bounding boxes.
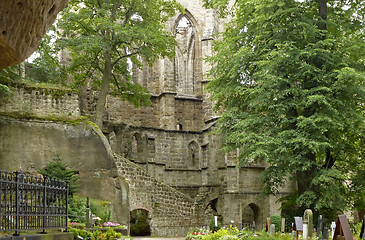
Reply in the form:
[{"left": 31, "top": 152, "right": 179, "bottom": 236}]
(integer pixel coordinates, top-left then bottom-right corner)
[
  {"left": 209, "top": 216, "right": 222, "bottom": 232},
  {"left": 270, "top": 215, "right": 282, "bottom": 232}
]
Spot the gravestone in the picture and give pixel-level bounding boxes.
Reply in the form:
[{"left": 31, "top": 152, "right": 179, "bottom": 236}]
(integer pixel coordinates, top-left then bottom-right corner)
[
  {"left": 303, "top": 209, "right": 313, "bottom": 240},
  {"left": 331, "top": 222, "right": 336, "bottom": 239},
  {"left": 360, "top": 215, "right": 365, "bottom": 240},
  {"left": 270, "top": 224, "right": 276, "bottom": 235},
  {"left": 266, "top": 218, "right": 271, "bottom": 232},
  {"left": 318, "top": 214, "right": 328, "bottom": 240},
  {"left": 294, "top": 217, "right": 303, "bottom": 231},
  {"left": 281, "top": 218, "right": 286, "bottom": 233},
  {"left": 294, "top": 217, "right": 303, "bottom": 240},
  {"left": 333, "top": 215, "right": 353, "bottom": 240},
  {"left": 252, "top": 221, "right": 257, "bottom": 236}
]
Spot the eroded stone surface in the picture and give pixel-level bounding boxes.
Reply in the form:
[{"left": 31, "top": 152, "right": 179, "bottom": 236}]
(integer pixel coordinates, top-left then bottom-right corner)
[{"left": 0, "top": 0, "right": 68, "bottom": 68}]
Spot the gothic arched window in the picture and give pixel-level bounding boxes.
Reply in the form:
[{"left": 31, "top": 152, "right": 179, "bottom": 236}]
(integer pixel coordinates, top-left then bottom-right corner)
[{"left": 175, "top": 15, "right": 196, "bottom": 96}]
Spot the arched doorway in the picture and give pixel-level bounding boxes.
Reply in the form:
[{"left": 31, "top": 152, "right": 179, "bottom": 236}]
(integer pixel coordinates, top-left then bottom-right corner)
[
  {"left": 242, "top": 203, "right": 260, "bottom": 228},
  {"left": 130, "top": 209, "right": 151, "bottom": 236}
]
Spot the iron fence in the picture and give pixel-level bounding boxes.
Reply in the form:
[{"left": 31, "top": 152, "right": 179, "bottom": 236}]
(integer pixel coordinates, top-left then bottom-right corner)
[{"left": 0, "top": 169, "right": 69, "bottom": 235}]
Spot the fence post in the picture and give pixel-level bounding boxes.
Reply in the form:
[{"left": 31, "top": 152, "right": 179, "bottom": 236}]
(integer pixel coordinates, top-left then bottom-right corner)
[
  {"left": 42, "top": 177, "right": 47, "bottom": 234},
  {"left": 65, "top": 182, "right": 69, "bottom": 232},
  {"left": 14, "top": 171, "right": 20, "bottom": 236}
]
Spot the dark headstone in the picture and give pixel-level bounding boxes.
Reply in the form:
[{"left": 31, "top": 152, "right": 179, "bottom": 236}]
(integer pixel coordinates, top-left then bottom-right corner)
[
  {"left": 323, "top": 228, "right": 329, "bottom": 240},
  {"left": 318, "top": 215, "right": 327, "bottom": 239},
  {"left": 333, "top": 215, "right": 353, "bottom": 240}
]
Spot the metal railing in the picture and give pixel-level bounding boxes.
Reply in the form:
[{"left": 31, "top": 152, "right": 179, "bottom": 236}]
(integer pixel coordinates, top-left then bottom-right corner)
[{"left": 0, "top": 169, "right": 69, "bottom": 235}]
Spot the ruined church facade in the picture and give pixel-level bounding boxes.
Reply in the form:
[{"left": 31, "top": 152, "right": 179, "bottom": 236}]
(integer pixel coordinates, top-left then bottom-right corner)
[{"left": 96, "top": 0, "right": 294, "bottom": 229}]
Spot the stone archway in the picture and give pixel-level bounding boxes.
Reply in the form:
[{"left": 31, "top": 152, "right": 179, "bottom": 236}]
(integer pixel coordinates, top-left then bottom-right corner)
[
  {"left": 242, "top": 203, "right": 260, "bottom": 228},
  {"left": 130, "top": 209, "right": 151, "bottom": 236}
]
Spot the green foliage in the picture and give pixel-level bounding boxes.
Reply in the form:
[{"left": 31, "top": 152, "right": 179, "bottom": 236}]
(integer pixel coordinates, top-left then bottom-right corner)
[
  {"left": 209, "top": 216, "right": 222, "bottom": 232},
  {"left": 130, "top": 209, "right": 150, "bottom": 236},
  {"left": 92, "top": 228, "right": 121, "bottom": 240},
  {"left": 70, "top": 227, "right": 122, "bottom": 240},
  {"left": 25, "top": 25, "right": 67, "bottom": 84},
  {"left": 68, "top": 196, "right": 113, "bottom": 224},
  {"left": 39, "top": 154, "right": 79, "bottom": 196},
  {"left": 204, "top": 0, "right": 365, "bottom": 215},
  {"left": 0, "top": 64, "right": 23, "bottom": 99},
  {"left": 186, "top": 227, "right": 294, "bottom": 240},
  {"left": 90, "top": 199, "right": 112, "bottom": 224},
  {"left": 270, "top": 215, "right": 281, "bottom": 232},
  {"left": 70, "top": 227, "right": 93, "bottom": 240},
  {"left": 69, "top": 196, "right": 87, "bottom": 223},
  {"left": 57, "top": 0, "right": 184, "bottom": 127}
]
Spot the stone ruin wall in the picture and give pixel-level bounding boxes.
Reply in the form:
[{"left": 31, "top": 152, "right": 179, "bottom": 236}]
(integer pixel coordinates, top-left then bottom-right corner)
[
  {"left": 0, "top": 85, "right": 80, "bottom": 118},
  {"left": 0, "top": 87, "right": 205, "bottom": 236},
  {"left": 114, "top": 153, "right": 204, "bottom": 236}
]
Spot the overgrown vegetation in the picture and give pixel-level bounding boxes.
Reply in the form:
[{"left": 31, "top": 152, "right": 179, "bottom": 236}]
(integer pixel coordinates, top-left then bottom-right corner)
[
  {"left": 39, "top": 154, "right": 79, "bottom": 196},
  {"left": 69, "top": 227, "right": 123, "bottom": 240},
  {"left": 68, "top": 196, "right": 113, "bottom": 224},
  {"left": 186, "top": 227, "right": 293, "bottom": 240},
  {"left": 203, "top": 0, "right": 365, "bottom": 217}
]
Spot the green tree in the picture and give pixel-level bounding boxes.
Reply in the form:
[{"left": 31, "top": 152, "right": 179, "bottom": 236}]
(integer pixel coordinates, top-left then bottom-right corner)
[
  {"left": 203, "top": 0, "right": 365, "bottom": 217},
  {"left": 57, "top": 0, "right": 183, "bottom": 129},
  {"left": 25, "top": 25, "right": 67, "bottom": 84},
  {"left": 39, "top": 154, "right": 79, "bottom": 195}
]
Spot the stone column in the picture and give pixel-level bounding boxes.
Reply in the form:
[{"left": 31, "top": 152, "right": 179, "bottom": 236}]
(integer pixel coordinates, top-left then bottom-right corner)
[{"left": 159, "top": 93, "right": 176, "bottom": 130}]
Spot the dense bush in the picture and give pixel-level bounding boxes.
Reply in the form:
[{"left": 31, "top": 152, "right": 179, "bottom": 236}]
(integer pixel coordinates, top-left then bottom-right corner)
[
  {"left": 209, "top": 216, "right": 222, "bottom": 232},
  {"left": 270, "top": 215, "right": 282, "bottom": 232}
]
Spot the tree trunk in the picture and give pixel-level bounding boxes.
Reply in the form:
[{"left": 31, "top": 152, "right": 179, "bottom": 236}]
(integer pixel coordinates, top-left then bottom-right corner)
[
  {"left": 318, "top": 0, "right": 327, "bottom": 31},
  {"left": 95, "top": 50, "right": 112, "bottom": 129}
]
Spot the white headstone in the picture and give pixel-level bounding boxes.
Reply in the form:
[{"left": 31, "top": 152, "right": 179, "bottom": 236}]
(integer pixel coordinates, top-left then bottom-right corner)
[
  {"left": 303, "top": 223, "right": 308, "bottom": 240},
  {"left": 270, "top": 224, "right": 276, "bottom": 235},
  {"left": 214, "top": 216, "right": 218, "bottom": 227},
  {"left": 331, "top": 221, "right": 336, "bottom": 238}
]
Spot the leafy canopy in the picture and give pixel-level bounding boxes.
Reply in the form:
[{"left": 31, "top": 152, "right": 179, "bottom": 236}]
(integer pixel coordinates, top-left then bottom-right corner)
[
  {"left": 204, "top": 0, "right": 365, "bottom": 216},
  {"left": 57, "top": 0, "right": 183, "bottom": 107}
]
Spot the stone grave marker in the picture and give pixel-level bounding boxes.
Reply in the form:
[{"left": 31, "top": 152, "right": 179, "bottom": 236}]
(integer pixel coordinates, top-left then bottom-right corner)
[
  {"left": 332, "top": 215, "right": 353, "bottom": 240},
  {"left": 331, "top": 222, "right": 336, "bottom": 239},
  {"left": 303, "top": 209, "right": 313, "bottom": 240},
  {"left": 318, "top": 214, "right": 329, "bottom": 240},
  {"left": 281, "top": 218, "right": 286, "bottom": 233},
  {"left": 293, "top": 216, "right": 303, "bottom": 240},
  {"left": 360, "top": 215, "right": 365, "bottom": 240},
  {"left": 252, "top": 221, "right": 257, "bottom": 236},
  {"left": 266, "top": 218, "right": 271, "bottom": 232},
  {"left": 270, "top": 224, "right": 276, "bottom": 235}
]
